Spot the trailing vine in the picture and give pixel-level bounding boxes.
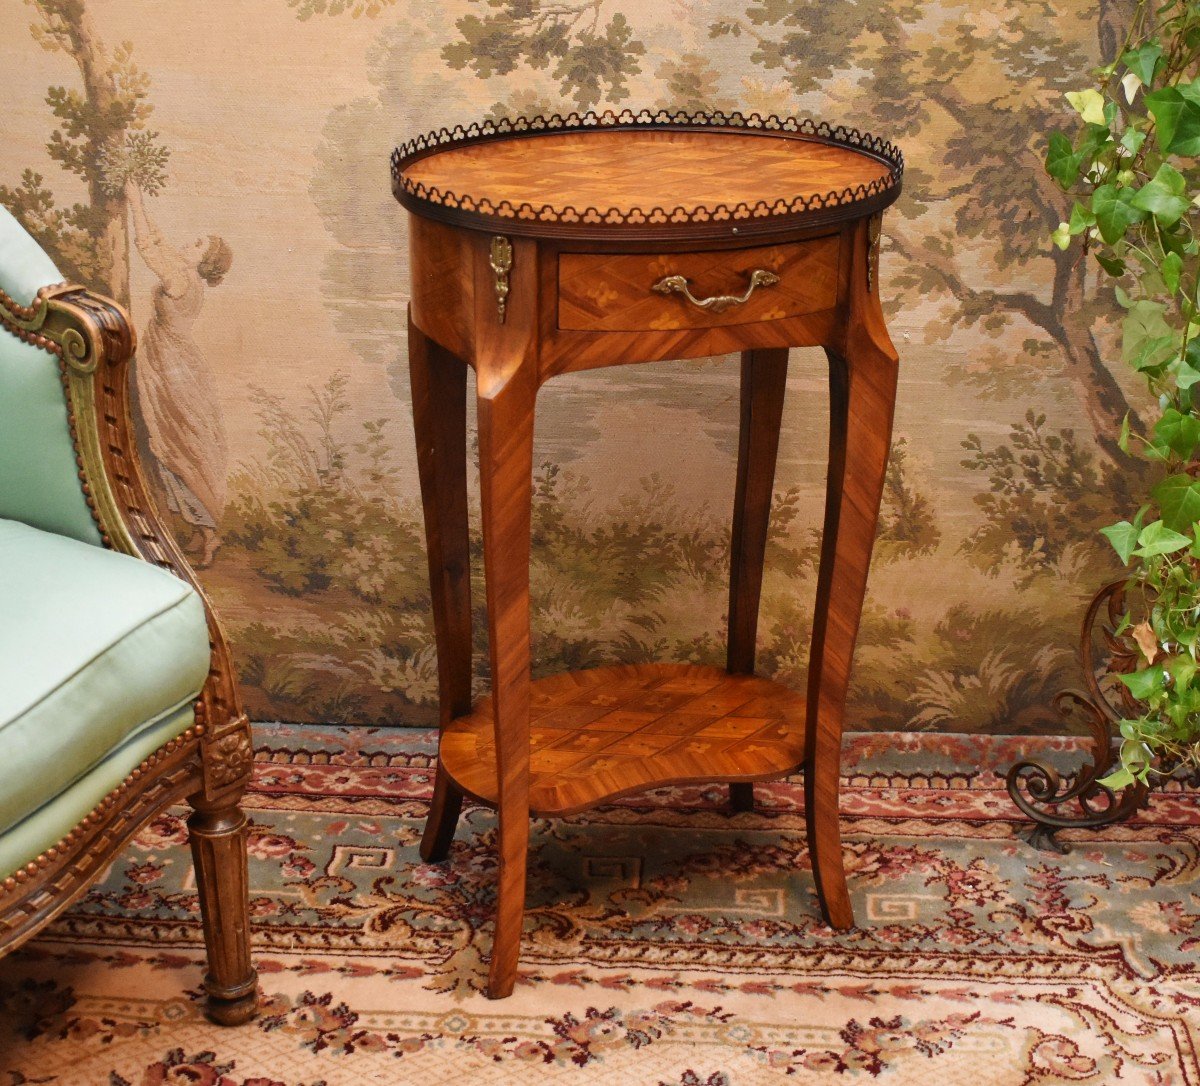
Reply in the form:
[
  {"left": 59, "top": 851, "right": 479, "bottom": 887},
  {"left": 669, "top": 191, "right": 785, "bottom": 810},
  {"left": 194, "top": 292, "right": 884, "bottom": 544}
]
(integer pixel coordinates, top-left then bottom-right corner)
[{"left": 1049, "top": 0, "right": 1200, "bottom": 787}]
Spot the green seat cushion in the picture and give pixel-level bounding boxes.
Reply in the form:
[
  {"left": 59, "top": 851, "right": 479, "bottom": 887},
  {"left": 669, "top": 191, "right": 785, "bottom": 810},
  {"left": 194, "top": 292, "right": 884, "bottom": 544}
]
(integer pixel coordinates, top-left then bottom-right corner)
[
  {"left": 0, "top": 205, "right": 102, "bottom": 546},
  {"left": 0, "top": 703, "right": 195, "bottom": 881},
  {"left": 0, "top": 519, "right": 209, "bottom": 840}
]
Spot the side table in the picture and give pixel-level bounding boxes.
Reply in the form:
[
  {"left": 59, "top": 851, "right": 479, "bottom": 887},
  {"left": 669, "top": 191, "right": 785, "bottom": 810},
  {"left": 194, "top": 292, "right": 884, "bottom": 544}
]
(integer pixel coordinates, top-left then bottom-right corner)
[{"left": 391, "top": 110, "right": 904, "bottom": 999}]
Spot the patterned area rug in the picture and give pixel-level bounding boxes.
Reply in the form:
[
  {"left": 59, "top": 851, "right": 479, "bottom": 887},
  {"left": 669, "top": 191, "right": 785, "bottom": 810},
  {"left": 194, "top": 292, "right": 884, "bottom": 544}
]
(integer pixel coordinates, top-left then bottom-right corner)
[{"left": 1, "top": 726, "right": 1198, "bottom": 1085}]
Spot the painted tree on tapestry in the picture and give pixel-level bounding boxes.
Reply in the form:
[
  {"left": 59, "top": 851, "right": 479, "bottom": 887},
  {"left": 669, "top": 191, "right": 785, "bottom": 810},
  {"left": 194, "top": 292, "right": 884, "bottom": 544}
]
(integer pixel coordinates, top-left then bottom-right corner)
[
  {"left": 714, "top": 2, "right": 1136, "bottom": 453},
  {"left": 5, "top": 1, "right": 234, "bottom": 571},
  {"left": 290, "top": 0, "right": 646, "bottom": 111},
  {"left": 710, "top": 0, "right": 1147, "bottom": 576},
  {"left": 0, "top": 0, "right": 169, "bottom": 304},
  {"left": 270, "top": 0, "right": 1092, "bottom": 733}
]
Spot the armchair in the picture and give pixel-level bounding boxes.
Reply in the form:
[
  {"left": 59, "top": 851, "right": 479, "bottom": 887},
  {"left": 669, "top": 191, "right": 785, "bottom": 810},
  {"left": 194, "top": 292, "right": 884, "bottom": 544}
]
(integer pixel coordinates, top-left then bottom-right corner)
[{"left": 0, "top": 206, "right": 257, "bottom": 1025}]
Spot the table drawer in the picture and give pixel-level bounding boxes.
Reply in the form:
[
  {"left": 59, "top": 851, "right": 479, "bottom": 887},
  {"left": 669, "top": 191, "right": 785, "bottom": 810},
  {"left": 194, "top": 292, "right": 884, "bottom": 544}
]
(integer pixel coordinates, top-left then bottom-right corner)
[{"left": 557, "top": 236, "right": 839, "bottom": 333}]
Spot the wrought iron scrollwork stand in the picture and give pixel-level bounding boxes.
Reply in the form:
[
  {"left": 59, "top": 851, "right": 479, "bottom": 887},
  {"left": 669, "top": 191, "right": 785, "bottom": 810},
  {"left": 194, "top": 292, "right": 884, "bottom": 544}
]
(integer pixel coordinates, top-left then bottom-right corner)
[{"left": 1006, "top": 580, "right": 1152, "bottom": 851}]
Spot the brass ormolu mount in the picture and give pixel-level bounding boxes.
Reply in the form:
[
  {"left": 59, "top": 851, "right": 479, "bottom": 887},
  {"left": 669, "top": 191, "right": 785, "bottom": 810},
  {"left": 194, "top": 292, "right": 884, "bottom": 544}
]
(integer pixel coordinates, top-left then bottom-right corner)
[{"left": 489, "top": 236, "right": 512, "bottom": 323}]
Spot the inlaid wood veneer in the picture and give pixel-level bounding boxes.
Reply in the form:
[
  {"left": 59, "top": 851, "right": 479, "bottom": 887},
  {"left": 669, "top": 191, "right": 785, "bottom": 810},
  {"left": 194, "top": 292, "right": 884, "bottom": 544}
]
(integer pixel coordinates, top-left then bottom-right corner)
[
  {"left": 441, "top": 664, "right": 807, "bottom": 815},
  {"left": 402, "top": 129, "right": 892, "bottom": 224},
  {"left": 394, "top": 109, "right": 904, "bottom": 999},
  {"left": 558, "top": 237, "right": 840, "bottom": 332}
]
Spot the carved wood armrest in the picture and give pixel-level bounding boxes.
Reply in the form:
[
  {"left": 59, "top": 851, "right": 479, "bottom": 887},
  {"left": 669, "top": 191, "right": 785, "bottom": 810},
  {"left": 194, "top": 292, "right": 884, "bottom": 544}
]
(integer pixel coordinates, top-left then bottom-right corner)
[{"left": 1, "top": 282, "right": 249, "bottom": 799}]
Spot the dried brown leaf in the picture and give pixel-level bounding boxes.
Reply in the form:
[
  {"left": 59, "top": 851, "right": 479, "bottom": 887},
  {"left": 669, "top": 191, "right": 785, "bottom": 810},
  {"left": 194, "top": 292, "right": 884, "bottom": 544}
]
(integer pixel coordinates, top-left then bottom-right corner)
[{"left": 1132, "top": 621, "right": 1159, "bottom": 664}]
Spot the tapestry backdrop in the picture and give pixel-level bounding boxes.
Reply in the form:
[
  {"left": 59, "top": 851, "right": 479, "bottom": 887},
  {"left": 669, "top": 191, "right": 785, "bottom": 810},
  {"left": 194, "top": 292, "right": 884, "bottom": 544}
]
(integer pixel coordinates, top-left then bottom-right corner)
[{"left": 0, "top": 0, "right": 1140, "bottom": 731}]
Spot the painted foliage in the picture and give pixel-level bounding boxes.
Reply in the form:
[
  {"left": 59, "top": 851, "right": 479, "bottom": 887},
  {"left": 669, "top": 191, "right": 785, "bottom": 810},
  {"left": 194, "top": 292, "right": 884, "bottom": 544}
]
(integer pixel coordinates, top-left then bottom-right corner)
[{"left": 0, "top": 0, "right": 1143, "bottom": 730}]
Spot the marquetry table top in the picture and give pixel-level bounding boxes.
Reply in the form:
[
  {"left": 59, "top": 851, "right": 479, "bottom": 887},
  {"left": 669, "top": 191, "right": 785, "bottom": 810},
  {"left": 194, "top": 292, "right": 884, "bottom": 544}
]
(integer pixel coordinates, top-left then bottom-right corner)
[{"left": 392, "top": 110, "right": 904, "bottom": 240}]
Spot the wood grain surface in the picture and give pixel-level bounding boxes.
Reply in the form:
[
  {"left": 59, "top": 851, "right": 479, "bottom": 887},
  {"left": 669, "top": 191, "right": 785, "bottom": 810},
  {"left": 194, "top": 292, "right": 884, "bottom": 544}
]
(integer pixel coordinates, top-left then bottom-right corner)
[
  {"left": 472, "top": 232, "right": 541, "bottom": 999},
  {"left": 439, "top": 663, "right": 807, "bottom": 815},
  {"left": 402, "top": 130, "right": 893, "bottom": 218},
  {"left": 557, "top": 237, "right": 838, "bottom": 332},
  {"left": 402, "top": 126, "right": 901, "bottom": 998},
  {"left": 409, "top": 313, "right": 470, "bottom": 864},
  {"left": 805, "top": 213, "right": 899, "bottom": 932}
]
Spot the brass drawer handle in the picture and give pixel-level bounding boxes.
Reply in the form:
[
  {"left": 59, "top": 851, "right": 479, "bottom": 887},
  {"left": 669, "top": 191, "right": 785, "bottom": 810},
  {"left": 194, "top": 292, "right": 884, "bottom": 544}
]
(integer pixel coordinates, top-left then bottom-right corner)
[{"left": 650, "top": 268, "right": 780, "bottom": 313}]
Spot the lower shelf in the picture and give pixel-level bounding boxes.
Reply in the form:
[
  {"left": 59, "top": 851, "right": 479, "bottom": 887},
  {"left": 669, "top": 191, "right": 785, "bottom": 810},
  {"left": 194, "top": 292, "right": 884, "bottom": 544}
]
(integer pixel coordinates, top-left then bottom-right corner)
[{"left": 439, "top": 663, "right": 807, "bottom": 815}]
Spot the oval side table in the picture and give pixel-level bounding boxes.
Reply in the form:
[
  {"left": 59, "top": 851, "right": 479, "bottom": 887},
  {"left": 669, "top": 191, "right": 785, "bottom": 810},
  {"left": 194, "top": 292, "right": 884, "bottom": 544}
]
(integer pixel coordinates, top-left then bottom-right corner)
[{"left": 391, "top": 109, "right": 904, "bottom": 999}]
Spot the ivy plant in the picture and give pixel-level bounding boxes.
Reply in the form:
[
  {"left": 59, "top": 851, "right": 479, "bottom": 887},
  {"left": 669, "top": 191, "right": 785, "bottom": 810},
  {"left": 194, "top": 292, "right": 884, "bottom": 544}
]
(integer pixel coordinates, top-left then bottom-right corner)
[{"left": 1049, "top": 0, "right": 1200, "bottom": 788}]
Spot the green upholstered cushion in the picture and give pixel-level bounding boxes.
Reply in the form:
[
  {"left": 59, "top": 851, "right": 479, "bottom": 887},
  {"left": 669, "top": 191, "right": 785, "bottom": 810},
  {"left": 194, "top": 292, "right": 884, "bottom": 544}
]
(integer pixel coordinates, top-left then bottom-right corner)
[
  {"left": 0, "top": 519, "right": 209, "bottom": 846},
  {"left": 0, "top": 205, "right": 102, "bottom": 546},
  {"left": 0, "top": 703, "right": 195, "bottom": 881}
]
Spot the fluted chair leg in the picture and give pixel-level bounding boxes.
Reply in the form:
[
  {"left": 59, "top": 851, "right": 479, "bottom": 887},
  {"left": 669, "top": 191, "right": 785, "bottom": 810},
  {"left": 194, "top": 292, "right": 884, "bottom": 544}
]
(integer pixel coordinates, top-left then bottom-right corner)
[{"left": 187, "top": 793, "right": 258, "bottom": 1025}]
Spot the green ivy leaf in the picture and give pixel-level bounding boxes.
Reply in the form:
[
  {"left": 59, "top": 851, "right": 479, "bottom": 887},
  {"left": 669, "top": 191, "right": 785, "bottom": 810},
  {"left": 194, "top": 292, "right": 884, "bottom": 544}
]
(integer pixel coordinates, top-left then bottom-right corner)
[
  {"left": 1051, "top": 222, "right": 1071, "bottom": 250},
  {"left": 1178, "top": 357, "right": 1200, "bottom": 389},
  {"left": 1123, "top": 300, "right": 1175, "bottom": 370},
  {"left": 1146, "top": 85, "right": 1200, "bottom": 156},
  {"left": 1162, "top": 249, "right": 1184, "bottom": 293},
  {"left": 1099, "top": 764, "right": 1137, "bottom": 790},
  {"left": 1078, "top": 122, "right": 1113, "bottom": 162},
  {"left": 1094, "top": 183, "right": 1149, "bottom": 244},
  {"left": 1130, "top": 163, "right": 1191, "bottom": 225},
  {"left": 1100, "top": 520, "right": 1140, "bottom": 564},
  {"left": 1118, "top": 411, "right": 1132, "bottom": 452},
  {"left": 1152, "top": 474, "right": 1200, "bottom": 533},
  {"left": 1167, "top": 653, "right": 1197, "bottom": 689},
  {"left": 1181, "top": 339, "right": 1200, "bottom": 389},
  {"left": 1121, "top": 127, "right": 1148, "bottom": 155},
  {"left": 1152, "top": 408, "right": 1200, "bottom": 457},
  {"left": 1120, "top": 738, "right": 1154, "bottom": 772},
  {"left": 1068, "top": 201, "right": 1096, "bottom": 234},
  {"left": 1045, "top": 131, "right": 1083, "bottom": 188},
  {"left": 1134, "top": 519, "right": 1192, "bottom": 557},
  {"left": 1119, "top": 663, "right": 1165, "bottom": 700},
  {"left": 1123, "top": 42, "right": 1164, "bottom": 86},
  {"left": 1096, "top": 252, "right": 1127, "bottom": 276}
]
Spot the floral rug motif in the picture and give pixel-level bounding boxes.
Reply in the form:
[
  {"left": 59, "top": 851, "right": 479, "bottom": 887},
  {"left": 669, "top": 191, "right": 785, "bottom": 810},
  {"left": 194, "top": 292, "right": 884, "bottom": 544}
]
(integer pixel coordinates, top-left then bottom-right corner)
[{"left": 1, "top": 727, "right": 1197, "bottom": 1084}]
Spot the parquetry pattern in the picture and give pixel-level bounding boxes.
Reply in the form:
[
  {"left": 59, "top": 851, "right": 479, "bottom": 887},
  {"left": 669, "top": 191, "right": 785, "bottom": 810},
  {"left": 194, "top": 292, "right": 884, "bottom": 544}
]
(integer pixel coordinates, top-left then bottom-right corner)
[
  {"left": 442, "top": 664, "right": 807, "bottom": 813},
  {"left": 392, "top": 109, "right": 903, "bottom": 230}
]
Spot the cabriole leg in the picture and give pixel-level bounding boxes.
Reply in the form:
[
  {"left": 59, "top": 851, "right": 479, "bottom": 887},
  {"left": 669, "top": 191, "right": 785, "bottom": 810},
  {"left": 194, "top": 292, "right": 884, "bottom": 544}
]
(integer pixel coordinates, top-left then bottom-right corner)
[
  {"left": 409, "top": 311, "right": 472, "bottom": 862},
  {"left": 806, "top": 239, "right": 899, "bottom": 929},
  {"left": 727, "top": 347, "right": 790, "bottom": 813},
  {"left": 476, "top": 362, "right": 536, "bottom": 999}
]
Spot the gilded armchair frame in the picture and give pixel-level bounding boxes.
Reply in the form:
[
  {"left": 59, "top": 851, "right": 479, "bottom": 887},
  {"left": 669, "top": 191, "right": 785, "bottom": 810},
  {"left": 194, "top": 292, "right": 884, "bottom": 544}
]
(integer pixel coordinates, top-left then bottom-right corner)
[{"left": 0, "top": 281, "right": 257, "bottom": 1026}]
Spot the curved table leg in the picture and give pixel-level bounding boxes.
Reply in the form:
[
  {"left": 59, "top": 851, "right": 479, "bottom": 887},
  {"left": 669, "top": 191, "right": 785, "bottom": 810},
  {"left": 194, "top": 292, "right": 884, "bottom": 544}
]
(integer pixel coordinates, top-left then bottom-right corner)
[
  {"left": 409, "top": 311, "right": 471, "bottom": 863},
  {"left": 474, "top": 237, "right": 539, "bottom": 1000},
  {"left": 807, "top": 243, "right": 899, "bottom": 930},
  {"left": 727, "top": 347, "right": 790, "bottom": 814},
  {"left": 477, "top": 365, "right": 536, "bottom": 999}
]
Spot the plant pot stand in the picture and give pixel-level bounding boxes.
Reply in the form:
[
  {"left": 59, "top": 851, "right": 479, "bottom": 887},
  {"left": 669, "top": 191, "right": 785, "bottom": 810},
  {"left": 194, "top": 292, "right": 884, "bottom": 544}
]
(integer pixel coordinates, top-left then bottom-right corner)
[{"left": 1008, "top": 579, "right": 1153, "bottom": 851}]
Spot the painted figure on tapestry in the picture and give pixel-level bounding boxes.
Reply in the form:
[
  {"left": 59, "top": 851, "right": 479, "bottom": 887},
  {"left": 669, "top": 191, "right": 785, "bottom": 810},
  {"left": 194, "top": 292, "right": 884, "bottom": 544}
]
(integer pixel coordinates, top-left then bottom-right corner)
[{"left": 126, "top": 182, "right": 232, "bottom": 567}]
